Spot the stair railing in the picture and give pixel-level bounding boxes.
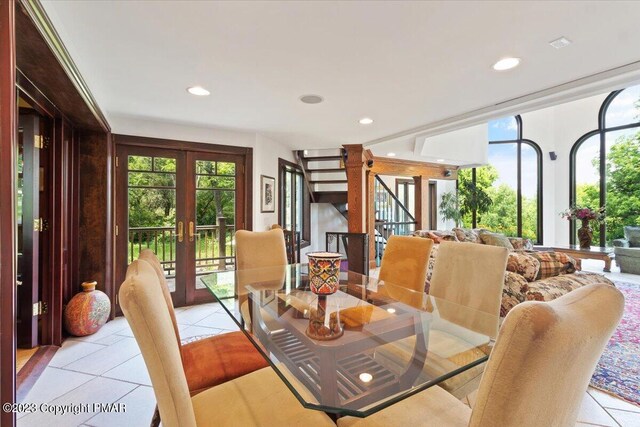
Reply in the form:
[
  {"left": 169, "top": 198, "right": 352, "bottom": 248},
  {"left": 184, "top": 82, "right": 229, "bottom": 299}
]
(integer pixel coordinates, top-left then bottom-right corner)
[{"left": 374, "top": 175, "right": 417, "bottom": 265}]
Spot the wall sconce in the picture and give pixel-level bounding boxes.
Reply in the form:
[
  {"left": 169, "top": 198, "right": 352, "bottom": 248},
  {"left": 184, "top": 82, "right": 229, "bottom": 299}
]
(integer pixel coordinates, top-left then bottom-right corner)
[{"left": 443, "top": 169, "right": 452, "bottom": 177}]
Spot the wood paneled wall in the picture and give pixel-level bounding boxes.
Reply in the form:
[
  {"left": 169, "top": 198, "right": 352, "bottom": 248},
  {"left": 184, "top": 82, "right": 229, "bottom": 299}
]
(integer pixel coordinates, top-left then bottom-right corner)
[{"left": 1, "top": 2, "right": 17, "bottom": 425}]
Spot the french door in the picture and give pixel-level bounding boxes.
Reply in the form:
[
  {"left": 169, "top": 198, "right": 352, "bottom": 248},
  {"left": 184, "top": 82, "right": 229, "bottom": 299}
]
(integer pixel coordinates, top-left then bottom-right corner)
[{"left": 115, "top": 145, "right": 245, "bottom": 309}]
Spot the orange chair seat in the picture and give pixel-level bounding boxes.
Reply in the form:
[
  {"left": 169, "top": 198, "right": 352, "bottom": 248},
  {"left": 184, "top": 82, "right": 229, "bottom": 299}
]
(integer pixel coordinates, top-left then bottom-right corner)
[{"left": 182, "top": 331, "right": 270, "bottom": 395}]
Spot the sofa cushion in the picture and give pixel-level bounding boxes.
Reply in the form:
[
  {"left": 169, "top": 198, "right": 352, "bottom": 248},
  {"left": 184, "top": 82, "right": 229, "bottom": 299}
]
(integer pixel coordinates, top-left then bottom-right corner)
[
  {"left": 524, "top": 271, "right": 614, "bottom": 303},
  {"left": 623, "top": 226, "right": 640, "bottom": 247},
  {"left": 506, "top": 252, "right": 540, "bottom": 282},
  {"left": 508, "top": 237, "right": 534, "bottom": 251},
  {"left": 527, "top": 251, "right": 578, "bottom": 280},
  {"left": 414, "top": 230, "right": 458, "bottom": 243},
  {"left": 502, "top": 272, "right": 529, "bottom": 317},
  {"left": 614, "top": 246, "right": 640, "bottom": 257},
  {"left": 479, "top": 232, "right": 515, "bottom": 250},
  {"left": 452, "top": 228, "right": 481, "bottom": 243}
]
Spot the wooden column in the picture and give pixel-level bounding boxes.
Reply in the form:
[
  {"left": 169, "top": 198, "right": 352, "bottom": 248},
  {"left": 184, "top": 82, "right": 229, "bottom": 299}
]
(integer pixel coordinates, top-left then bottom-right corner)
[
  {"left": 343, "top": 144, "right": 366, "bottom": 233},
  {"left": 0, "top": 1, "right": 17, "bottom": 425},
  {"left": 413, "top": 176, "right": 429, "bottom": 230},
  {"left": 367, "top": 170, "right": 377, "bottom": 269}
]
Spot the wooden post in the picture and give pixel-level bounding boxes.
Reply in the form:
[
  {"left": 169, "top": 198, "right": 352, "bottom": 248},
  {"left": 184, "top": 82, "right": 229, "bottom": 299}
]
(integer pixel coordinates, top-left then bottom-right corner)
[
  {"left": 367, "top": 170, "right": 377, "bottom": 269},
  {"left": 413, "top": 176, "right": 429, "bottom": 231},
  {"left": 0, "top": 1, "right": 17, "bottom": 425},
  {"left": 217, "top": 216, "right": 227, "bottom": 270},
  {"left": 343, "top": 144, "right": 366, "bottom": 233}
]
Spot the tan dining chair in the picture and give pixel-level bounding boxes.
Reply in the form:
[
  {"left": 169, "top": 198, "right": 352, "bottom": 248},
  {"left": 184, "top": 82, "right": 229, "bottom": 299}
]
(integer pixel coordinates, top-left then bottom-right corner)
[
  {"left": 138, "top": 250, "right": 268, "bottom": 395},
  {"left": 378, "top": 235, "right": 433, "bottom": 292},
  {"left": 120, "top": 259, "right": 334, "bottom": 427},
  {"left": 339, "top": 283, "right": 624, "bottom": 427},
  {"left": 235, "top": 229, "right": 289, "bottom": 330},
  {"left": 425, "top": 241, "right": 509, "bottom": 398}
]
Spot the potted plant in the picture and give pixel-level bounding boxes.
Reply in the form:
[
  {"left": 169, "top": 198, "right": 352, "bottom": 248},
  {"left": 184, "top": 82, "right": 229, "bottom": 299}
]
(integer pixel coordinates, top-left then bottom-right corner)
[{"left": 560, "top": 206, "right": 606, "bottom": 248}]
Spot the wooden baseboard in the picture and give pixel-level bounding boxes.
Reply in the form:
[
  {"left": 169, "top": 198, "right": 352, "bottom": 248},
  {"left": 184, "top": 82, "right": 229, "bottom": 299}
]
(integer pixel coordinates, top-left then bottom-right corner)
[{"left": 16, "top": 345, "right": 58, "bottom": 402}]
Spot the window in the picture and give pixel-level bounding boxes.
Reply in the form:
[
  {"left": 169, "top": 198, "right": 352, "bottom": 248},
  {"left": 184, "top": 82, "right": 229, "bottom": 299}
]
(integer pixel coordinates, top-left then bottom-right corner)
[
  {"left": 458, "top": 115, "right": 543, "bottom": 243},
  {"left": 570, "top": 85, "right": 640, "bottom": 245},
  {"left": 278, "top": 158, "right": 310, "bottom": 247}
]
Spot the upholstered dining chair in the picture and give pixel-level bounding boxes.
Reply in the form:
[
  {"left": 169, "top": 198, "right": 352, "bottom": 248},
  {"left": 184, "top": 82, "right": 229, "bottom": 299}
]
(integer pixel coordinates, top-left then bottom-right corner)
[
  {"left": 120, "top": 259, "right": 334, "bottom": 427},
  {"left": 235, "top": 229, "right": 289, "bottom": 330},
  {"left": 378, "top": 235, "right": 433, "bottom": 292},
  {"left": 137, "top": 250, "right": 269, "bottom": 426},
  {"left": 374, "top": 241, "right": 508, "bottom": 399},
  {"left": 339, "top": 283, "right": 624, "bottom": 427}
]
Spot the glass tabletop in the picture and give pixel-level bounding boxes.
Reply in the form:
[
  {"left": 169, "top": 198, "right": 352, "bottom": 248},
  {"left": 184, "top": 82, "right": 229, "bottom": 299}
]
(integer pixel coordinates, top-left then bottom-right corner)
[{"left": 200, "top": 264, "right": 498, "bottom": 417}]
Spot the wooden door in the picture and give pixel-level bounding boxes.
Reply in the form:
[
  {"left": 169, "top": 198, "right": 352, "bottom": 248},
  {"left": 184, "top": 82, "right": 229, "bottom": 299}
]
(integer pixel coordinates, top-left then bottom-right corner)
[
  {"left": 185, "top": 151, "right": 245, "bottom": 304},
  {"left": 17, "top": 113, "right": 40, "bottom": 348}
]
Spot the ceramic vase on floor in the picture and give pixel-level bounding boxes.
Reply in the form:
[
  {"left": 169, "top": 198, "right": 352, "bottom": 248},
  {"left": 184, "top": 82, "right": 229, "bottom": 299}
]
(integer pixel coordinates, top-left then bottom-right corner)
[
  {"left": 63, "top": 281, "right": 110, "bottom": 336},
  {"left": 578, "top": 219, "right": 594, "bottom": 249}
]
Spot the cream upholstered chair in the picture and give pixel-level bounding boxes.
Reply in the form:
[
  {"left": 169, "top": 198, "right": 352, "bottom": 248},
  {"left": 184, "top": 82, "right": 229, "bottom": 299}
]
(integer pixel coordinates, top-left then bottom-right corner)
[
  {"left": 235, "top": 229, "right": 288, "bottom": 330},
  {"left": 120, "top": 259, "right": 334, "bottom": 427},
  {"left": 375, "top": 241, "right": 508, "bottom": 399},
  {"left": 137, "top": 250, "right": 268, "bottom": 394},
  {"left": 426, "top": 241, "right": 508, "bottom": 398},
  {"left": 378, "top": 235, "right": 433, "bottom": 292},
  {"left": 338, "top": 283, "right": 624, "bottom": 427}
]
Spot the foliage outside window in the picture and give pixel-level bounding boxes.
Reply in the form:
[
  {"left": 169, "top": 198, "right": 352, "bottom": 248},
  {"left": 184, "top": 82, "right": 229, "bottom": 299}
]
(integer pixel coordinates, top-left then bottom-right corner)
[
  {"left": 278, "top": 158, "right": 310, "bottom": 247},
  {"left": 571, "top": 85, "right": 640, "bottom": 245},
  {"left": 457, "top": 116, "right": 543, "bottom": 243}
]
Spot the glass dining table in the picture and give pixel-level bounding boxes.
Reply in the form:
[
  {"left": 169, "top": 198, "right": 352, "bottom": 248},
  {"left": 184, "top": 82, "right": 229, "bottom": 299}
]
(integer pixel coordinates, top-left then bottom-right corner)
[{"left": 200, "top": 264, "right": 497, "bottom": 418}]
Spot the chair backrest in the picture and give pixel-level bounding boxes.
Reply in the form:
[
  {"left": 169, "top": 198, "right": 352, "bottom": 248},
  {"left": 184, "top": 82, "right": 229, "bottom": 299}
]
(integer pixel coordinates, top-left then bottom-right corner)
[
  {"left": 235, "top": 229, "right": 288, "bottom": 269},
  {"left": 120, "top": 260, "right": 196, "bottom": 427},
  {"left": 378, "top": 235, "right": 433, "bottom": 293},
  {"left": 470, "top": 283, "right": 624, "bottom": 427},
  {"left": 138, "top": 249, "right": 181, "bottom": 344},
  {"left": 430, "top": 241, "right": 508, "bottom": 337}
]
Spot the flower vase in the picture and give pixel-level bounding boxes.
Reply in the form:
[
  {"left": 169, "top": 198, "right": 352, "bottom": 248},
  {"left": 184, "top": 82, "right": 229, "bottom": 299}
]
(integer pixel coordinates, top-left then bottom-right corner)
[{"left": 577, "top": 219, "right": 593, "bottom": 249}]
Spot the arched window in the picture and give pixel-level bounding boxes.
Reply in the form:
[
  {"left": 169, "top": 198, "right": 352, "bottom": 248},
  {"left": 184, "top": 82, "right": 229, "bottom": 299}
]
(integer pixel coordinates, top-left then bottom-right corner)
[
  {"left": 570, "top": 85, "right": 640, "bottom": 245},
  {"left": 458, "top": 115, "right": 543, "bottom": 243}
]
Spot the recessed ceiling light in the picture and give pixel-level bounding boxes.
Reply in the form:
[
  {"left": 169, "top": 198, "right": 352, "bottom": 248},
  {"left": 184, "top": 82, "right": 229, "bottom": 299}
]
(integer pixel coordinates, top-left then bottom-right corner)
[
  {"left": 359, "top": 117, "right": 374, "bottom": 125},
  {"left": 359, "top": 373, "right": 373, "bottom": 383},
  {"left": 492, "top": 57, "right": 521, "bottom": 71},
  {"left": 386, "top": 308, "right": 396, "bottom": 314},
  {"left": 387, "top": 152, "right": 396, "bottom": 157},
  {"left": 300, "top": 94, "right": 324, "bottom": 104},
  {"left": 549, "top": 37, "right": 572, "bottom": 49},
  {"left": 187, "top": 86, "right": 210, "bottom": 96},
  {"left": 437, "top": 159, "right": 445, "bottom": 162}
]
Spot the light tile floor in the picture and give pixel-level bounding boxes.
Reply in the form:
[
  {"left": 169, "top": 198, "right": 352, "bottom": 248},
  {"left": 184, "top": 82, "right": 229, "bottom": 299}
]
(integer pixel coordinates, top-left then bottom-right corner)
[{"left": 17, "top": 262, "right": 640, "bottom": 427}]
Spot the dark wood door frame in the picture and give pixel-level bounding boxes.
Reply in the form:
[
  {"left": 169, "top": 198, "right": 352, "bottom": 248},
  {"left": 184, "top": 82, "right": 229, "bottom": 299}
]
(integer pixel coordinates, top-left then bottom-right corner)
[
  {"left": 113, "top": 134, "right": 253, "bottom": 309},
  {"left": 1, "top": 1, "right": 17, "bottom": 425}
]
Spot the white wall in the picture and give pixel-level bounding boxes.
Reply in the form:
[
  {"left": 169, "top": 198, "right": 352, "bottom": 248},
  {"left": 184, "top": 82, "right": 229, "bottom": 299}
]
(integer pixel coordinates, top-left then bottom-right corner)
[{"left": 519, "top": 93, "right": 606, "bottom": 245}]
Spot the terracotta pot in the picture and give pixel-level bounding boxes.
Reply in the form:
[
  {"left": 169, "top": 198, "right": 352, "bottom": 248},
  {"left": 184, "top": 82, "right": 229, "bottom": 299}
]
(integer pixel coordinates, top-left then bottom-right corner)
[
  {"left": 64, "top": 281, "right": 111, "bottom": 336},
  {"left": 577, "top": 219, "right": 593, "bottom": 249},
  {"left": 307, "top": 252, "right": 342, "bottom": 295}
]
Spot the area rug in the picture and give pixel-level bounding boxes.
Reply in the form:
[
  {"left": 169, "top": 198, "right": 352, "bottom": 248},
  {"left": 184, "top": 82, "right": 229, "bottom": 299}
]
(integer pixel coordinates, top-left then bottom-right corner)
[{"left": 590, "top": 281, "right": 640, "bottom": 406}]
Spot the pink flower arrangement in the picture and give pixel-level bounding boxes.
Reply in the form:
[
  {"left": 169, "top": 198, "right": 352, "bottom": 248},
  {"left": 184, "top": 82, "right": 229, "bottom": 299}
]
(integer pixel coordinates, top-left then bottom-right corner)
[{"left": 560, "top": 205, "right": 606, "bottom": 223}]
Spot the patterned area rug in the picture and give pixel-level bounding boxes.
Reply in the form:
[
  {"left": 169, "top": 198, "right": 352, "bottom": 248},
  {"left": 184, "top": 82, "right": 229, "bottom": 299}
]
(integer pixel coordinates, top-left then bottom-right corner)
[{"left": 590, "top": 281, "right": 640, "bottom": 406}]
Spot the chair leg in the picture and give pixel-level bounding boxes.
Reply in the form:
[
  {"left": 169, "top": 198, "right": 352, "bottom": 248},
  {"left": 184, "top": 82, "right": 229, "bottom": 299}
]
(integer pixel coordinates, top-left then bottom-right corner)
[{"left": 150, "top": 405, "right": 161, "bottom": 427}]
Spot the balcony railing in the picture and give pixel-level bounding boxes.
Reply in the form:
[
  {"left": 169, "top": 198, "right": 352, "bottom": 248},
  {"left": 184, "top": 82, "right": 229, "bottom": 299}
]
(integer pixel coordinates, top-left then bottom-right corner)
[{"left": 128, "top": 222, "right": 236, "bottom": 277}]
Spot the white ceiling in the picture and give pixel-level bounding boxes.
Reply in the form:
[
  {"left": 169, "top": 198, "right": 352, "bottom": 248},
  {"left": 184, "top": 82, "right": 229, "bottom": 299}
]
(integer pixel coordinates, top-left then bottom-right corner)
[{"left": 42, "top": 1, "right": 640, "bottom": 149}]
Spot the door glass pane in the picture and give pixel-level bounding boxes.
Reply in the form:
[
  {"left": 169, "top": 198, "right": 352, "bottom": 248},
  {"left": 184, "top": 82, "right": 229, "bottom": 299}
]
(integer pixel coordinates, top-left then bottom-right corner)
[
  {"left": 285, "top": 171, "right": 292, "bottom": 230},
  {"left": 127, "top": 155, "right": 177, "bottom": 292},
  {"left": 296, "top": 173, "right": 303, "bottom": 234},
  {"left": 195, "top": 160, "right": 236, "bottom": 289}
]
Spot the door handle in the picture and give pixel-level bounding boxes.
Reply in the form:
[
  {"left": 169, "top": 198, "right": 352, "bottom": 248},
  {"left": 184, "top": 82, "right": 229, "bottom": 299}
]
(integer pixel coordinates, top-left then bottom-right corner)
[
  {"left": 189, "top": 221, "right": 195, "bottom": 242},
  {"left": 178, "top": 221, "right": 184, "bottom": 242}
]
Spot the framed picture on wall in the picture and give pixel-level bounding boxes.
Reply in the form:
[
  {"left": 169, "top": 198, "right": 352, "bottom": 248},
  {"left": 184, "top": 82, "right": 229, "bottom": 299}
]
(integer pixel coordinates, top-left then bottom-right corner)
[{"left": 260, "top": 175, "right": 276, "bottom": 212}]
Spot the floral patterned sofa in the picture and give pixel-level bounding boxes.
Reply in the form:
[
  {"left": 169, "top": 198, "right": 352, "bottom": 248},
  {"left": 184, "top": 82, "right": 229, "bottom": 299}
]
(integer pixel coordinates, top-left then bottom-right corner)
[{"left": 414, "top": 228, "right": 614, "bottom": 317}]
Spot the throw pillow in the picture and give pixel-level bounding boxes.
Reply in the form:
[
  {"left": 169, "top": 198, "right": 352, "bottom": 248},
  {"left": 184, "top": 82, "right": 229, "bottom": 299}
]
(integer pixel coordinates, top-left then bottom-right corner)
[
  {"left": 527, "top": 251, "right": 578, "bottom": 280},
  {"left": 506, "top": 252, "right": 540, "bottom": 282},
  {"left": 508, "top": 237, "right": 534, "bottom": 251},
  {"left": 502, "top": 272, "right": 529, "bottom": 317},
  {"left": 452, "top": 228, "right": 480, "bottom": 243},
  {"left": 479, "top": 232, "right": 515, "bottom": 250},
  {"left": 624, "top": 226, "right": 640, "bottom": 247},
  {"left": 414, "top": 230, "right": 458, "bottom": 243}
]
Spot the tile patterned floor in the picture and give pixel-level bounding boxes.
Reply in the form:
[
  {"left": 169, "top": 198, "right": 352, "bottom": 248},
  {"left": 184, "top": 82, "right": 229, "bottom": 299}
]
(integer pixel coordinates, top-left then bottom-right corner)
[{"left": 16, "top": 262, "right": 640, "bottom": 426}]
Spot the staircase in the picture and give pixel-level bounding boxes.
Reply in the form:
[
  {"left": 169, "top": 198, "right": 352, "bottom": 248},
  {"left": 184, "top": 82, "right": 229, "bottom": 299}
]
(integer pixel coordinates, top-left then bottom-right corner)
[
  {"left": 297, "top": 149, "right": 417, "bottom": 265},
  {"left": 296, "top": 149, "right": 348, "bottom": 219}
]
